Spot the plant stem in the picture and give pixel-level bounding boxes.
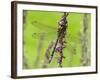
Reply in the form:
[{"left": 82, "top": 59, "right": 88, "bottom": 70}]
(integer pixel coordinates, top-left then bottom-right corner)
[
  {"left": 49, "top": 12, "right": 69, "bottom": 64},
  {"left": 81, "top": 13, "right": 88, "bottom": 66},
  {"left": 34, "top": 33, "right": 44, "bottom": 68},
  {"left": 42, "top": 41, "right": 54, "bottom": 68}
]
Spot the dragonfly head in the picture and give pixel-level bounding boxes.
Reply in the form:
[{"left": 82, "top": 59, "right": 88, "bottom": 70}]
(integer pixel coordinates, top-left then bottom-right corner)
[{"left": 63, "top": 12, "right": 69, "bottom": 17}]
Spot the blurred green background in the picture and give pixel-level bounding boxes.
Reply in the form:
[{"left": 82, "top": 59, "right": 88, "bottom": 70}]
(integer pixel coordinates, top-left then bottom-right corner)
[{"left": 23, "top": 10, "right": 91, "bottom": 69}]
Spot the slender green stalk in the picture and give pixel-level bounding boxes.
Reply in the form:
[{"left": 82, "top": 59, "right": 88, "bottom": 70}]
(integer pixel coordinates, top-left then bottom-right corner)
[{"left": 34, "top": 33, "right": 44, "bottom": 68}]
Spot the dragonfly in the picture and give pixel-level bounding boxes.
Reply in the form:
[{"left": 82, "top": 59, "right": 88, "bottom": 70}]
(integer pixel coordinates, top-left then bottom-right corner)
[
  {"left": 31, "top": 13, "right": 80, "bottom": 67},
  {"left": 31, "top": 18, "right": 80, "bottom": 42}
]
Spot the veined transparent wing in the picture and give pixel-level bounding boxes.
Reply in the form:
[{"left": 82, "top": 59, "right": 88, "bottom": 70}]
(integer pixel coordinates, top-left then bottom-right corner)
[{"left": 31, "top": 21, "right": 57, "bottom": 41}]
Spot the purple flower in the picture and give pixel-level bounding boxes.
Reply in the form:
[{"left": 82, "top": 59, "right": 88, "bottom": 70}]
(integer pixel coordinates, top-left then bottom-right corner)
[
  {"left": 58, "top": 56, "right": 62, "bottom": 64},
  {"left": 55, "top": 47, "right": 63, "bottom": 53}
]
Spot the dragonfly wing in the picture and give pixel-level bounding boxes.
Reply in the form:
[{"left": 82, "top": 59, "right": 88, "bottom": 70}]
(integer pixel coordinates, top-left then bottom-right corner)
[
  {"left": 31, "top": 21, "right": 58, "bottom": 40},
  {"left": 32, "top": 21, "right": 57, "bottom": 33},
  {"left": 32, "top": 32, "right": 57, "bottom": 41}
]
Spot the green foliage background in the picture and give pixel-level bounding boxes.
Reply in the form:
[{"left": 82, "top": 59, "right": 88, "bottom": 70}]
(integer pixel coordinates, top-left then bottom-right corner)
[{"left": 23, "top": 10, "right": 91, "bottom": 69}]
